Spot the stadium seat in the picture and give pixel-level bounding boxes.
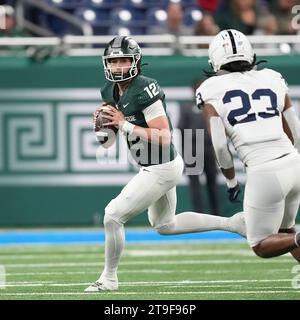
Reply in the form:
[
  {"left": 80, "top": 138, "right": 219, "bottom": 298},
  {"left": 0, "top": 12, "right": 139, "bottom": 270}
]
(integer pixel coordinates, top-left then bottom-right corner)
[
  {"left": 122, "top": 0, "right": 147, "bottom": 8},
  {"left": 92, "top": 26, "right": 110, "bottom": 35},
  {"left": 146, "top": 8, "right": 167, "bottom": 27},
  {"left": 74, "top": 7, "right": 110, "bottom": 26},
  {"left": 83, "top": 0, "right": 123, "bottom": 8},
  {"left": 122, "top": 0, "right": 163, "bottom": 9},
  {"left": 108, "top": 25, "right": 146, "bottom": 36},
  {"left": 47, "top": 0, "right": 85, "bottom": 9},
  {"left": 183, "top": 7, "right": 203, "bottom": 27},
  {"left": 110, "top": 8, "right": 146, "bottom": 27},
  {"left": 180, "top": 0, "right": 198, "bottom": 7},
  {"left": 160, "top": 0, "right": 197, "bottom": 9},
  {"left": 38, "top": 12, "right": 83, "bottom": 35}
]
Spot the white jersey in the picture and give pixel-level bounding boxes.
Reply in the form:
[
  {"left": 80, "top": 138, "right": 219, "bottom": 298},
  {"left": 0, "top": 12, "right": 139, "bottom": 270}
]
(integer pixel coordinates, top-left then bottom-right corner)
[{"left": 196, "top": 68, "right": 296, "bottom": 166}]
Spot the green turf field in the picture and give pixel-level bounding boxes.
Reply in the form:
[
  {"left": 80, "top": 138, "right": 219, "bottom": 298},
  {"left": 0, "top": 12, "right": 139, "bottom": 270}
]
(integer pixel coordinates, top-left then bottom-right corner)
[{"left": 0, "top": 242, "right": 299, "bottom": 300}]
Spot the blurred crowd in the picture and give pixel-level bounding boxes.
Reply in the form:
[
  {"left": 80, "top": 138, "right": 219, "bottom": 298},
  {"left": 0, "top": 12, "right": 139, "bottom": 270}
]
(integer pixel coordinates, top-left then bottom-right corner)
[
  {"left": 197, "top": 0, "right": 299, "bottom": 36},
  {"left": 0, "top": 0, "right": 300, "bottom": 38},
  {"left": 156, "top": 0, "right": 300, "bottom": 40}
]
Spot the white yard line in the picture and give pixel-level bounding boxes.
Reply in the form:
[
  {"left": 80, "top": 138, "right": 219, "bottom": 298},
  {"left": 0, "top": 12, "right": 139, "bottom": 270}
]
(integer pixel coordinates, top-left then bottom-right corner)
[
  {"left": 2, "top": 258, "right": 293, "bottom": 268},
  {"left": 0, "top": 290, "right": 299, "bottom": 297},
  {"left": 0, "top": 249, "right": 256, "bottom": 260},
  {"left": 2, "top": 278, "right": 296, "bottom": 288},
  {"left": 4, "top": 269, "right": 236, "bottom": 276},
  {"left": 5, "top": 267, "right": 290, "bottom": 277}
]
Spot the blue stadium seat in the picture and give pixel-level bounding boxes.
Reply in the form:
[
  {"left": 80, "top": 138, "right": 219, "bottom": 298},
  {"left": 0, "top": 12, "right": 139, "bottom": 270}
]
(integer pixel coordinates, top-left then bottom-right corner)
[
  {"left": 110, "top": 8, "right": 146, "bottom": 27},
  {"left": 122, "top": 0, "right": 153, "bottom": 9},
  {"left": 180, "top": 0, "right": 197, "bottom": 7},
  {"left": 161, "top": 0, "right": 197, "bottom": 9},
  {"left": 47, "top": 0, "right": 85, "bottom": 9},
  {"left": 108, "top": 25, "right": 146, "bottom": 36},
  {"left": 38, "top": 12, "right": 84, "bottom": 35},
  {"left": 74, "top": 7, "right": 110, "bottom": 26},
  {"left": 146, "top": 8, "right": 167, "bottom": 27},
  {"left": 83, "top": 0, "right": 123, "bottom": 8},
  {"left": 91, "top": 26, "right": 109, "bottom": 36},
  {"left": 183, "top": 7, "right": 203, "bottom": 26}
]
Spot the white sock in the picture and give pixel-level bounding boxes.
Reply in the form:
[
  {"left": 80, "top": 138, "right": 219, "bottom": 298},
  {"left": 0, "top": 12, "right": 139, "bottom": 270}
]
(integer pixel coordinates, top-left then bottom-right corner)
[
  {"left": 157, "top": 211, "right": 246, "bottom": 237},
  {"left": 100, "top": 215, "right": 125, "bottom": 282},
  {"left": 225, "top": 211, "right": 246, "bottom": 237}
]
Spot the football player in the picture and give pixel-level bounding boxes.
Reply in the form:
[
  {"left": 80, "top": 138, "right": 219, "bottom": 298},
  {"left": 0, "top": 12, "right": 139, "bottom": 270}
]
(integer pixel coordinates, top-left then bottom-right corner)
[
  {"left": 85, "top": 36, "right": 246, "bottom": 292},
  {"left": 197, "top": 29, "right": 300, "bottom": 261}
]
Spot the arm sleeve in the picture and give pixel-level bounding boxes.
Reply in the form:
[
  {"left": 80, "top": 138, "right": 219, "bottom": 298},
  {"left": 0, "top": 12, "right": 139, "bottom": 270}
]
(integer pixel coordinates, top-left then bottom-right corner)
[
  {"left": 142, "top": 99, "right": 166, "bottom": 122},
  {"left": 210, "top": 116, "right": 234, "bottom": 169}
]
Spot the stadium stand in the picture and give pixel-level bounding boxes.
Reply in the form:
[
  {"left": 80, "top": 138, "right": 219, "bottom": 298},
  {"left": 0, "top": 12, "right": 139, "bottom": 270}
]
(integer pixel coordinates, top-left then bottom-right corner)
[{"left": 0, "top": 0, "right": 299, "bottom": 56}]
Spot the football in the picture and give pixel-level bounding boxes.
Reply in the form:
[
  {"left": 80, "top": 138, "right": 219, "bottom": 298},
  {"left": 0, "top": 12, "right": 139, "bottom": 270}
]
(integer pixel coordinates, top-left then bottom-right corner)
[{"left": 94, "top": 105, "right": 119, "bottom": 146}]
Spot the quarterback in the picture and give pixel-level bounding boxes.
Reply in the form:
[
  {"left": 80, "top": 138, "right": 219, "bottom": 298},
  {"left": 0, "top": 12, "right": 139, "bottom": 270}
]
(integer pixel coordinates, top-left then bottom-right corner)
[
  {"left": 197, "top": 29, "right": 300, "bottom": 261},
  {"left": 85, "top": 36, "right": 246, "bottom": 292}
]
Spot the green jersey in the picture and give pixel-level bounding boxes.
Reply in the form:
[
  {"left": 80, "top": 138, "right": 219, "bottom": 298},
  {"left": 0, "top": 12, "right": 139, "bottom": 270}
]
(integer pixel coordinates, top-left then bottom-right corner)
[{"left": 101, "top": 75, "right": 177, "bottom": 166}]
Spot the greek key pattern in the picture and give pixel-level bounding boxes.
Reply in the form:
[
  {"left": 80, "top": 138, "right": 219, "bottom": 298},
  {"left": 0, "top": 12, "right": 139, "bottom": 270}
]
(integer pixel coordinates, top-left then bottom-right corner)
[{"left": 0, "top": 102, "right": 129, "bottom": 185}]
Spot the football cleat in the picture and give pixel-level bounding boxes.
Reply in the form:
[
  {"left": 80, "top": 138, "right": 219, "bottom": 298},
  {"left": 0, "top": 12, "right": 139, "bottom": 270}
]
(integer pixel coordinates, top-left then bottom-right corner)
[{"left": 84, "top": 279, "right": 118, "bottom": 292}]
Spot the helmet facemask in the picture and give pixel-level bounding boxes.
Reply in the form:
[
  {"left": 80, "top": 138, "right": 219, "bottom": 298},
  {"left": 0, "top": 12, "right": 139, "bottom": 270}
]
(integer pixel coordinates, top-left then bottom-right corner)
[{"left": 102, "top": 53, "right": 141, "bottom": 82}]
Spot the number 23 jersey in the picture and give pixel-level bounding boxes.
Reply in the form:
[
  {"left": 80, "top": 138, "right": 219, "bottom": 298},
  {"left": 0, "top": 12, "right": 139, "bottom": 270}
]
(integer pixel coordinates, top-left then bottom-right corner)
[{"left": 196, "top": 68, "right": 296, "bottom": 167}]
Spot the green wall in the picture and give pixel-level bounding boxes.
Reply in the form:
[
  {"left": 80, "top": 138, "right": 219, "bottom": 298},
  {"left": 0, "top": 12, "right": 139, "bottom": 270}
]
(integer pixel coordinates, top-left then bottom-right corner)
[
  {"left": 1, "top": 54, "right": 300, "bottom": 88},
  {"left": 0, "top": 185, "right": 243, "bottom": 227}
]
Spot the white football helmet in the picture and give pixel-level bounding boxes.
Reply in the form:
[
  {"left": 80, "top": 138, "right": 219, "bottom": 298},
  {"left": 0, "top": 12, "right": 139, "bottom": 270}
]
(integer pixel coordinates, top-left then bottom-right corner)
[{"left": 208, "top": 29, "right": 254, "bottom": 72}]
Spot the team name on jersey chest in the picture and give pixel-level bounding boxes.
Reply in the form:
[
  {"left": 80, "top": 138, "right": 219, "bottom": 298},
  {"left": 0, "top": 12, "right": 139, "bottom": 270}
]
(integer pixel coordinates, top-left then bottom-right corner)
[
  {"left": 125, "top": 115, "right": 136, "bottom": 122},
  {"left": 116, "top": 103, "right": 138, "bottom": 123}
]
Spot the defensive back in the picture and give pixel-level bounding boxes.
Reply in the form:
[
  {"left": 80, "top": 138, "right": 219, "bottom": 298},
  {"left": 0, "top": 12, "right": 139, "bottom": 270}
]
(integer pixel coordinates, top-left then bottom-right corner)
[{"left": 197, "top": 68, "right": 295, "bottom": 166}]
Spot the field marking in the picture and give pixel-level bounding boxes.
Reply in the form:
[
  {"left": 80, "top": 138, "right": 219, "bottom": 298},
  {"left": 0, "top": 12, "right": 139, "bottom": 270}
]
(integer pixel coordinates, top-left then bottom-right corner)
[
  {"left": 0, "top": 249, "right": 256, "bottom": 260},
  {"left": 0, "top": 254, "right": 103, "bottom": 260},
  {"left": 122, "top": 249, "right": 254, "bottom": 257},
  {"left": 5, "top": 269, "right": 290, "bottom": 276},
  {"left": 0, "top": 242, "right": 244, "bottom": 249},
  {"left": 0, "top": 240, "right": 247, "bottom": 248},
  {"left": 121, "top": 279, "right": 296, "bottom": 285},
  {"left": 6, "top": 269, "right": 256, "bottom": 276},
  {"left": 3, "top": 278, "right": 297, "bottom": 288},
  {"left": 2, "top": 258, "right": 294, "bottom": 268},
  {"left": 0, "top": 290, "right": 299, "bottom": 297}
]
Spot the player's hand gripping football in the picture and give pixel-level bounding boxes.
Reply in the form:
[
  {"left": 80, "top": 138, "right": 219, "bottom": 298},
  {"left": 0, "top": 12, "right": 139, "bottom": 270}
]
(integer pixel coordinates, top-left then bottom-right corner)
[
  {"left": 101, "top": 107, "right": 125, "bottom": 129},
  {"left": 227, "top": 183, "right": 241, "bottom": 202},
  {"left": 93, "top": 103, "right": 113, "bottom": 132}
]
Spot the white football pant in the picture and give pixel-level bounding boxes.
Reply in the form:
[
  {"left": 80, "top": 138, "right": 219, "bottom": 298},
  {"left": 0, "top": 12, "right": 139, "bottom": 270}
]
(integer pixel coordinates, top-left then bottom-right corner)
[{"left": 244, "top": 152, "right": 300, "bottom": 247}]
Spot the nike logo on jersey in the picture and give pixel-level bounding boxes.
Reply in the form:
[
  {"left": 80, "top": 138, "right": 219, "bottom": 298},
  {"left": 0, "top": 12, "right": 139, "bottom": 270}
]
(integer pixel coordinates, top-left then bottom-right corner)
[{"left": 123, "top": 103, "right": 129, "bottom": 108}]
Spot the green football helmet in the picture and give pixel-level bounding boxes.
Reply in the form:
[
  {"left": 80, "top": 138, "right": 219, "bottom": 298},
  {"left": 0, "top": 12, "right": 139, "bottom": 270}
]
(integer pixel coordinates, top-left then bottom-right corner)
[{"left": 102, "top": 36, "right": 142, "bottom": 82}]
